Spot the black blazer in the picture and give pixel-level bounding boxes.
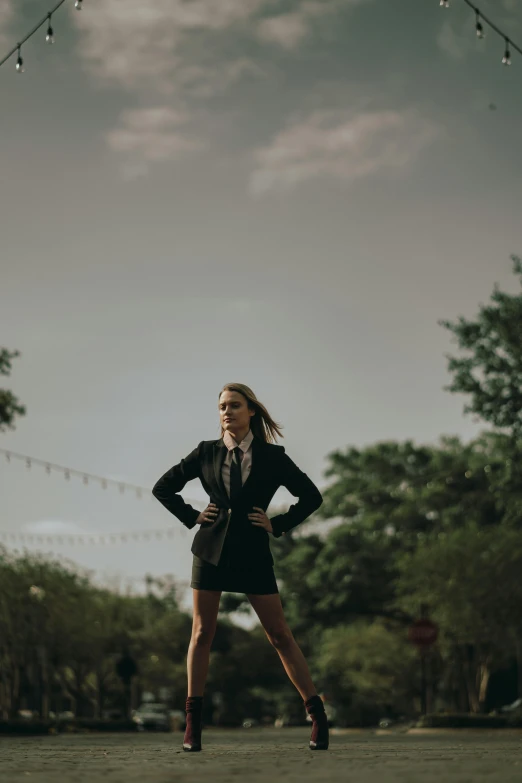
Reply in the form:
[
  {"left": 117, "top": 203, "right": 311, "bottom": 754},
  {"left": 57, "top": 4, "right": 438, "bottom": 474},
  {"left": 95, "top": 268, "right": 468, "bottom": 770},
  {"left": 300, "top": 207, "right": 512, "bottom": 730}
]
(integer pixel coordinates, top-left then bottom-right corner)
[{"left": 152, "top": 435, "right": 323, "bottom": 568}]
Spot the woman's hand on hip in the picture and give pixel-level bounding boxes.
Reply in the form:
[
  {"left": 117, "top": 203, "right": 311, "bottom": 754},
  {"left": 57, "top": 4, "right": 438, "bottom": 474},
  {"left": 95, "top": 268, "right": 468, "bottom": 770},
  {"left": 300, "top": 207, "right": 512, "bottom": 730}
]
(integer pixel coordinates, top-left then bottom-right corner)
[
  {"left": 248, "top": 507, "right": 273, "bottom": 534},
  {"left": 196, "top": 503, "right": 218, "bottom": 525}
]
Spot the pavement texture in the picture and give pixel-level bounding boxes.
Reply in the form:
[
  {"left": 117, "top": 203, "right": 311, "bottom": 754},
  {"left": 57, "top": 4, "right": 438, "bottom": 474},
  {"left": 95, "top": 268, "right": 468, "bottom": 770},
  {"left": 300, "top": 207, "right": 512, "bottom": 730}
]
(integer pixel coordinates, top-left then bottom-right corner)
[{"left": 1, "top": 727, "right": 521, "bottom": 783}]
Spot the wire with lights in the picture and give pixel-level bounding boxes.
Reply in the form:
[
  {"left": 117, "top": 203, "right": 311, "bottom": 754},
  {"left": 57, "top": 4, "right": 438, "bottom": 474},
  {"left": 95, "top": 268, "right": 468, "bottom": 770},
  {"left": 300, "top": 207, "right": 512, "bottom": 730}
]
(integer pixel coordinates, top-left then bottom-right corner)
[
  {"left": 2, "top": 0, "right": 521, "bottom": 73},
  {"left": 439, "top": 0, "right": 522, "bottom": 66},
  {"left": 0, "top": 447, "right": 204, "bottom": 509},
  {"left": 0, "top": 445, "right": 207, "bottom": 548},
  {"left": 0, "top": 0, "right": 84, "bottom": 72}
]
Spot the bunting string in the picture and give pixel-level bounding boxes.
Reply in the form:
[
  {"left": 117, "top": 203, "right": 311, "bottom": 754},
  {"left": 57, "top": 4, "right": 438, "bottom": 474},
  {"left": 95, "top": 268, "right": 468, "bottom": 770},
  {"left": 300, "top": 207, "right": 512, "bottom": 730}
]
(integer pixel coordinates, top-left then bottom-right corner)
[
  {"left": 0, "top": 446, "right": 206, "bottom": 547},
  {"left": 0, "top": 525, "right": 186, "bottom": 546},
  {"left": 0, "top": 447, "right": 203, "bottom": 508}
]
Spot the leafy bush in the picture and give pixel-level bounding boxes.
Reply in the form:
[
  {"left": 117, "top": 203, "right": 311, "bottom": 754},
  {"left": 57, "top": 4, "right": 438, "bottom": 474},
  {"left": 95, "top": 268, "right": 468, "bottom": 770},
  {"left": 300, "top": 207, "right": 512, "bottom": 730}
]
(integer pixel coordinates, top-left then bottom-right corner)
[
  {"left": 61, "top": 719, "right": 138, "bottom": 732},
  {"left": 0, "top": 720, "right": 55, "bottom": 735},
  {"left": 417, "top": 713, "right": 508, "bottom": 729}
]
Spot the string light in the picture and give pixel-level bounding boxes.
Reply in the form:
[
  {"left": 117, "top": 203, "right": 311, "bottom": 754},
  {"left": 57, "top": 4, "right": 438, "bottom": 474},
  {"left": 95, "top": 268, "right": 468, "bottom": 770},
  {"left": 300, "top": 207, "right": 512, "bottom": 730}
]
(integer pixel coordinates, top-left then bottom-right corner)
[
  {"left": 46, "top": 14, "right": 55, "bottom": 45},
  {"left": 1, "top": 0, "right": 520, "bottom": 74},
  {"left": 475, "top": 10, "right": 484, "bottom": 40},
  {"left": 0, "top": 0, "right": 75, "bottom": 71},
  {"left": 15, "top": 46, "right": 24, "bottom": 73},
  {"left": 502, "top": 38, "right": 512, "bottom": 67},
  {"left": 440, "top": 1, "right": 522, "bottom": 67}
]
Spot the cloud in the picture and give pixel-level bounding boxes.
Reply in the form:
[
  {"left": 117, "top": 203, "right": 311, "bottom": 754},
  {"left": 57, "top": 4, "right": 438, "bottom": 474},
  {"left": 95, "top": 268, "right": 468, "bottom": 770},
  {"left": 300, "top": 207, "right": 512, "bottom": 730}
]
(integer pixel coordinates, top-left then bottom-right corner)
[
  {"left": 65, "top": 0, "right": 377, "bottom": 174},
  {"left": 106, "top": 106, "right": 206, "bottom": 171},
  {"left": 255, "top": 0, "right": 367, "bottom": 51},
  {"left": 256, "top": 11, "right": 311, "bottom": 50},
  {"left": 249, "top": 108, "right": 441, "bottom": 195},
  {"left": 71, "top": 0, "right": 269, "bottom": 92},
  {"left": 70, "top": 0, "right": 273, "bottom": 166},
  {"left": 71, "top": 1, "right": 372, "bottom": 93}
]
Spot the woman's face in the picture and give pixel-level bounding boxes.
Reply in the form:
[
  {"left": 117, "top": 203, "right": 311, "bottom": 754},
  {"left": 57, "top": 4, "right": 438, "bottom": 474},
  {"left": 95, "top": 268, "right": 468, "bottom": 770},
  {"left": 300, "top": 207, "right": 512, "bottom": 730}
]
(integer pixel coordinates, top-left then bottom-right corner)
[{"left": 219, "top": 390, "right": 254, "bottom": 434}]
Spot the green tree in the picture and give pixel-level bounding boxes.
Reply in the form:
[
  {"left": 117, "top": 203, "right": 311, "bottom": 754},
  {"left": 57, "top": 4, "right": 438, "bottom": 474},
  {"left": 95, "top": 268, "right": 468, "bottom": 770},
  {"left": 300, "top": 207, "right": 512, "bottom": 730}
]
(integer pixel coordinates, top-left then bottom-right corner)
[
  {"left": 0, "top": 348, "right": 26, "bottom": 432},
  {"left": 439, "top": 254, "right": 522, "bottom": 440},
  {"left": 275, "top": 434, "right": 514, "bottom": 644},
  {"left": 395, "top": 524, "right": 522, "bottom": 712},
  {"left": 206, "top": 622, "right": 289, "bottom": 726},
  {"left": 314, "top": 620, "right": 418, "bottom": 724},
  {"left": 0, "top": 552, "right": 190, "bottom": 719}
]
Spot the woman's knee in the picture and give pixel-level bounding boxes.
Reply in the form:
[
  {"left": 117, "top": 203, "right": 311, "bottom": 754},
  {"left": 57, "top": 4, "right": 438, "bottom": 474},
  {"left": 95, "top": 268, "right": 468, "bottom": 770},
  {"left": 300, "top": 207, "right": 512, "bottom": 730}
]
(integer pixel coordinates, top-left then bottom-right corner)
[
  {"left": 191, "top": 624, "right": 216, "bottom": 648},
  {"left": 266, "top": 626, "right": 294, "bottom": 651},
  {"left": 190, "top": 590, "right": 220, "bottom": 648}
]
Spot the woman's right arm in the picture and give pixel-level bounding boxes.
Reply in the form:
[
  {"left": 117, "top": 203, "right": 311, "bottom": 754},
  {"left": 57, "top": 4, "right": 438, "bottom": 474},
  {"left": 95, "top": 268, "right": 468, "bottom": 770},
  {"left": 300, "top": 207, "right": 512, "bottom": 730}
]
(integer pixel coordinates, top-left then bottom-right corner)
[{"left": 152, "top": 441, "right": 204, "bottom": 529}]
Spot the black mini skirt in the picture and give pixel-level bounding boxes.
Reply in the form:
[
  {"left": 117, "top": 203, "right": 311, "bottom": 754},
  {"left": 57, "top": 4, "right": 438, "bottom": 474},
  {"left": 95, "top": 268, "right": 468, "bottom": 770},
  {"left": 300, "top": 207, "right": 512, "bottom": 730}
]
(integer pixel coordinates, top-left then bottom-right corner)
[{"left": 190, "top": 555, "right": 278, "bottom": 595}]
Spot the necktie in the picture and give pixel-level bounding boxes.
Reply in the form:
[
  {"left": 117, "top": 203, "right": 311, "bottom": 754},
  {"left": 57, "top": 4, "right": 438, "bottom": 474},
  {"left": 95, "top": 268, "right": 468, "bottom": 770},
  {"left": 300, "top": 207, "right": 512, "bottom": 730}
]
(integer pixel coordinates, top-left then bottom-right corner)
[{"left": 229, "top": 446, "right": 243, "bottom": 502}]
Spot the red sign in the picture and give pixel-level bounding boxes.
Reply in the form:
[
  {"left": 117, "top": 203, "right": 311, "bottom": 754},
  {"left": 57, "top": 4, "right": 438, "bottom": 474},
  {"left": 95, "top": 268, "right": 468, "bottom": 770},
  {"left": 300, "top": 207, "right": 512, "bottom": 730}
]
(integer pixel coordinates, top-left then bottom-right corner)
[{"left": 408, "top": 618, "right": 438, "bottom": 649}]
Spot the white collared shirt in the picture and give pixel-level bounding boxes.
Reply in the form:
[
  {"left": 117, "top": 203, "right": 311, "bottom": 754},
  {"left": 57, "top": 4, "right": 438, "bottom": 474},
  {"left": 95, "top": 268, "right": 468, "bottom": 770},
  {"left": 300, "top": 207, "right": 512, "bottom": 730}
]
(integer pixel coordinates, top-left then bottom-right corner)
[{"left": 222, "top": 428, "right": 253, "bottom": 498}]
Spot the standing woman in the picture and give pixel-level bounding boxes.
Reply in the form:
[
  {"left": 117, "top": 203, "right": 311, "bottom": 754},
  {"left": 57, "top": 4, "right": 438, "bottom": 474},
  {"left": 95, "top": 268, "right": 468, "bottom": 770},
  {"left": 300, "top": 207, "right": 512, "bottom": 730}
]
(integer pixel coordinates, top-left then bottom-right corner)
[{"left": 152, "top": 382, "right": 328, "bottom": 752}]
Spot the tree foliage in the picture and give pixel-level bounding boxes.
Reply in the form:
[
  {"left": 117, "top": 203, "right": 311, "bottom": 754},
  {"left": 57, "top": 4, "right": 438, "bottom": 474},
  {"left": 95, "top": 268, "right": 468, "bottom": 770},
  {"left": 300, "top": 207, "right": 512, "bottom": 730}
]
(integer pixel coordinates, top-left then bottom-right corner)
[
  {"left": 395, "top": 524, "right": 522, "bottom": 711},
  {"left": 439, "top": 255, "right": 522, "bottom": 439},
  {"left": 0, "top": 348, "right": 26, "bottom": 432}
]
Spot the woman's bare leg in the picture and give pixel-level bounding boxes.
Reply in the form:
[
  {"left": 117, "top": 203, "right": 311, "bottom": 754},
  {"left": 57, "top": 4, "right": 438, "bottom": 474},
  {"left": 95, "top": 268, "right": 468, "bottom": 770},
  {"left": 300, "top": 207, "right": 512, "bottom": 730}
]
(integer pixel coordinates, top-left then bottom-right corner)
[
  {"left": 187, "top": 589, "right": 221, "bottom": 697},
  {"left": 247, "top": 592, "right": 317, "bottom": 701}
]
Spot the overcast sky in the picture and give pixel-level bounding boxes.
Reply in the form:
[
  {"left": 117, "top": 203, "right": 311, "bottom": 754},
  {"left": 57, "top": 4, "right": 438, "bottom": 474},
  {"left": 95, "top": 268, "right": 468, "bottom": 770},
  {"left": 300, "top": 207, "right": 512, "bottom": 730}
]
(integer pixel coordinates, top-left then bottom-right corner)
[{"left": 1, "top": 0, "right": 521, "bottom": 613}]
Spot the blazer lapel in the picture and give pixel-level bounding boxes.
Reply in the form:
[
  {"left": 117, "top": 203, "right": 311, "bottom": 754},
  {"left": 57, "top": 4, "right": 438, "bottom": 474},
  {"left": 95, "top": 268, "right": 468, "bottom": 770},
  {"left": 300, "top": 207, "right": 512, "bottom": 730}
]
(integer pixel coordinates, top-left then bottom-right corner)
[{"left": 213, "top": 439, "right": 229, "bottom": 501}]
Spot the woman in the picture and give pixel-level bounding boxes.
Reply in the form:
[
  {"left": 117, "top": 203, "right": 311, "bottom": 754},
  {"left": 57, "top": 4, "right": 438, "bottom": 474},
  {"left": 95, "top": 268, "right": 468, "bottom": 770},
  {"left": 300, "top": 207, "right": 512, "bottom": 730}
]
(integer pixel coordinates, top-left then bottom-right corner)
[{"left": 152, "top": 382, "right": 328, "bottom": 752}]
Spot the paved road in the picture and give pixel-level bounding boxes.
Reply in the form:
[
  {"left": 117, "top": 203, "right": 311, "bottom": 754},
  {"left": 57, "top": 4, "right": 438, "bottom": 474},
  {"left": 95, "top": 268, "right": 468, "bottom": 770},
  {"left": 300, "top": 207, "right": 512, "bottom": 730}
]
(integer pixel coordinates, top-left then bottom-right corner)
[{"left": 2, "top": 727, "right": 521, "bottom": 783}]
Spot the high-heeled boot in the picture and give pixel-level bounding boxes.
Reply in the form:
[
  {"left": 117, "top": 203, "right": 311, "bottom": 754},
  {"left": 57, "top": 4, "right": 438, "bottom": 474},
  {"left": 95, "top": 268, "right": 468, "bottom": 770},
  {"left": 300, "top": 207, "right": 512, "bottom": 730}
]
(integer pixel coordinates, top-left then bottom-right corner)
[
  {"left": 304, "top": 694, "right": 329, "bottom": 750},
  {"left": 183, "top": 696, "right": 203, "bottom": 752}
]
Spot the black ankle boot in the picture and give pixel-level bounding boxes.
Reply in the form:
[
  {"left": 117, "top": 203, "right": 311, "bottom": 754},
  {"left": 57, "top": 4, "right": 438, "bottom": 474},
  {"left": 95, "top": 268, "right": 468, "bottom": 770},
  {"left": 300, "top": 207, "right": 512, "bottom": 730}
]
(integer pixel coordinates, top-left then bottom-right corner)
[
  {"left": 304, "top": 694, "right": 329, "bottom": 750},
  {"left": 183, "top": 696, "right": 203, "bottom": 752}
]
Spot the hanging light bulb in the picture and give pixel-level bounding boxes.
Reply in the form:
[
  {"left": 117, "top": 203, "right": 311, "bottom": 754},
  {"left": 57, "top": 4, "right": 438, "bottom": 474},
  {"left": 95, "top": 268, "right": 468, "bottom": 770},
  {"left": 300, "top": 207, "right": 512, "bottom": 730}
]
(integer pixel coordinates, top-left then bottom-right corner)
[
  {"left": 475, "top": 11, "right": 484, "bottom": 39},
  {"left": 16, "top": 45, "right": 24, "bottom": 72},
  {"left": 502, "top": 38, "right": 512, "bottom": 66},
  {"left": 46, "top": 14, "right": 55, "bottom": 44},
  {"left": 75, "top": 0, "right": 83, "bottom": 9},
  {"left": 439, "top": 0, "right": 449, "bottom": 8}
]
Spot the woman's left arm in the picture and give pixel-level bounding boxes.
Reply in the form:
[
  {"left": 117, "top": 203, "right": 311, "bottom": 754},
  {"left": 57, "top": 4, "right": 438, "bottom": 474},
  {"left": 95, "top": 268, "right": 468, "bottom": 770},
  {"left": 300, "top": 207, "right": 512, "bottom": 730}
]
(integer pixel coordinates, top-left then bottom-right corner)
[{"left": 269, "top": 447, "right": 323, "bottom": 538}]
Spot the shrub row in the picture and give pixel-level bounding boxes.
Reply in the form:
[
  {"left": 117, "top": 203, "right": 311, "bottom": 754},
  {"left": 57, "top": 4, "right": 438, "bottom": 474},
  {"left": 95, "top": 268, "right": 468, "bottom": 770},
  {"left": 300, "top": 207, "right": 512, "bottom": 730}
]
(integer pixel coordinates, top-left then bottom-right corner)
[
  {"left": 0, "top": 718, "right": 138, "bottom": 735},
  {"left": 417, "top": 713, "right": 522, "bottom": 729}
]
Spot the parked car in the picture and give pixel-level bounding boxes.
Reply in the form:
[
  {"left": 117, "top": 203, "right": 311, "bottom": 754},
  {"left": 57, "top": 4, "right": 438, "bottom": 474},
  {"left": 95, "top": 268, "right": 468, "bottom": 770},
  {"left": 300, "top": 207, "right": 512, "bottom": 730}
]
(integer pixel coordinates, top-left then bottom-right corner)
[
  {"left": 57, "top": 711, "right": 75, "bottom": 721},
  {"left": 17, "top": 710, "right": 36, "bottom": 720},
  {"left": 132, "top": 703, "right": 170, "bottom": 731}
]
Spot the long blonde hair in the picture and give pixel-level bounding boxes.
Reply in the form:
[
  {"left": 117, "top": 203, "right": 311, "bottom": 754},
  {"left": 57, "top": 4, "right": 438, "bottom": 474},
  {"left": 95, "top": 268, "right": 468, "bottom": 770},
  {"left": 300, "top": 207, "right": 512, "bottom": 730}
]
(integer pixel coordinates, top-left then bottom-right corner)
[{"left": 218, "top": 383, "right": 284, "bottom": 444}]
